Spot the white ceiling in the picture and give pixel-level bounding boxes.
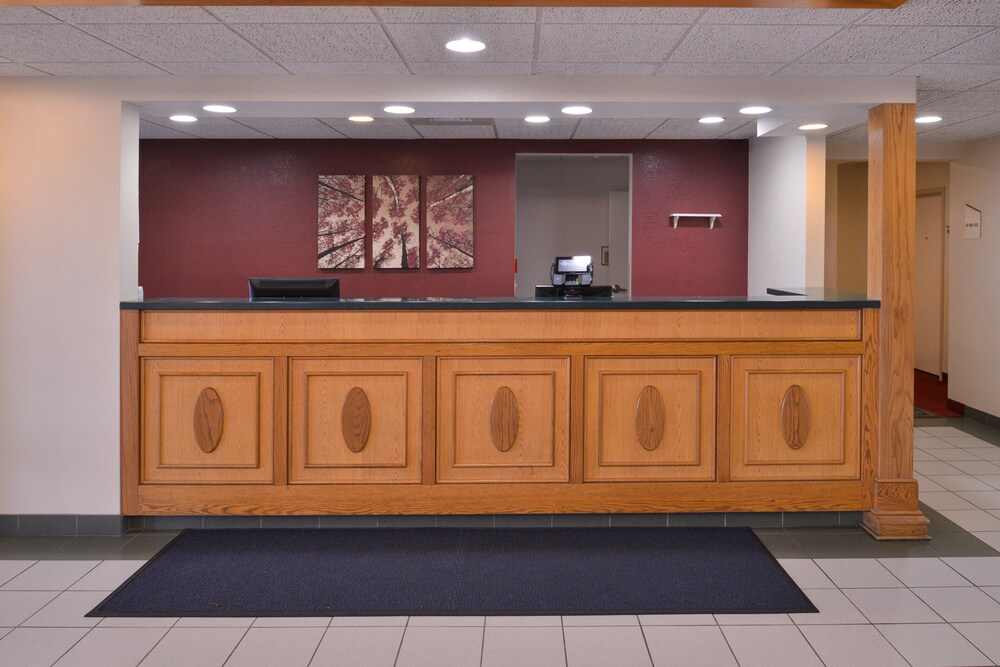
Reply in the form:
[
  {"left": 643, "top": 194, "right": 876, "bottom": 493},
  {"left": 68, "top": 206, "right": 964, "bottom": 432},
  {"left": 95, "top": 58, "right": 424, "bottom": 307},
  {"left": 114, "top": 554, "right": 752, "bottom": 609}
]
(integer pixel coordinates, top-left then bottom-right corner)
[{"left": 1, "top": 2, "right": 999, "bottom": 144}]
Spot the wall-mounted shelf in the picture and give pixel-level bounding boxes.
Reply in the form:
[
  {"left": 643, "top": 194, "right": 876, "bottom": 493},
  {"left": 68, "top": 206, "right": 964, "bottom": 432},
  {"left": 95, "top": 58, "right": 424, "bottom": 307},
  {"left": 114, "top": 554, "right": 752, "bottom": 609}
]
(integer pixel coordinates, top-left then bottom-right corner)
[{"left": 670, "top": 213, "right": 721, "bottom": 229}]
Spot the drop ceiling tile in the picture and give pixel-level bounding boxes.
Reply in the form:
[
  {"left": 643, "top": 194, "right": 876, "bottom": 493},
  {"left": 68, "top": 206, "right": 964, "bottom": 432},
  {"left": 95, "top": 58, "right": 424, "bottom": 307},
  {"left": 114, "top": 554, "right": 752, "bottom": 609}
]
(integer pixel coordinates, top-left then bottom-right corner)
[
  {"left": 917, "top": 115, "right": 1000, "bottom": 142},
  {"left": 776, "top": 62, "right": 904, "bottom": 76},
  {"left": 914, "top": 111, "right": 994, "bottom": 132},
  {"left": 410, "top": 61, "right": 531, "bottom": 75},
  {"left": 207, "top": 7, "right": 375, "bottom": 24},
  {"left": 797, "top": 25, "right": 991, "bottom": 63},
  {"left": 376, "top": 7, "right": 536, "bottom": 24},
  {"left": 572, "top": 118, "right": 665, "bottom": 139},
  {"left": 700, "top": 8, "right": 870, "bottom": 24},
  {"left": 0, "top": 8, "right": 61, "bottom": 23},
  {"left": 860, "top": 0, "right": 1000, "bottom": 26},
  {"left": 28, "top": 62, "right": 166, "bottom": 76},
  {"left": 922, "top": 90, "right": 1000, "bottom": 111},
  {"left": 719, "top": 122, "right": 759, "bottom": 139},
  {"left": 386, "top": 23, "right": 534, "bottom": 63},
  {"left": 536, "top": 62, "right": 659, "bottom": 75},
  {"left": 495, "top": 117, "right": 578, "bottom": 139},
  {"left": 231, "top": 23, "right": 398, "bottom": 62},
  {"left": 0, "top": 63, "right": 47, "bottom": 76},
  {"left": 656, "top": 62, "right": 783, "bottom": 75},
  {"left": 140, "top": 119, "right": 197, "bottom": 139},
  {"left": 0, "top": 25, "right": 137, "bottom": 62},
  {"left": 159, "top": 61, "right": 288, "bottom": 75},
  {"left": 320, "top": 118, "right": 421, "bottom": 139},
  {"left": 646, "top": 117, "right": 748, "bottom": 139},
  {"left": 826, "top": 123, "right": 869, "bottom": 144},
  {"left": 412, "top": 124, "right": 496, "bottom": 139},
  {"left": 82, "top": 23, "right": 268, "bottom": 62},
  {"left": 668, "top": 24, "right": 841, "bottom": 63},
  {"left": 928, "top": 30, "right": 1000, "bottom": 64},
  {"left": 282, "top": 61, "right": 409, "bottom": 75},
  {"left": 155, "top": 117, "right": 272, "bottom": 139},
  {"left": 42, "top": 8, "right": 218, "bottom": 24},
  {"left": 542, "top": 8, "right": 701, "bottom": 24},
  {"left": 229, "top": 117, "right": 346, "bottom": 139},
  {"left": 895, "top": 63, "right": 1000, "bottom": 90},
  {"left": 918, "top": 89, "right": 959, "bottom": 105},
  {"left": 539, "top": 24, "right": 688, "bottom": 63}
]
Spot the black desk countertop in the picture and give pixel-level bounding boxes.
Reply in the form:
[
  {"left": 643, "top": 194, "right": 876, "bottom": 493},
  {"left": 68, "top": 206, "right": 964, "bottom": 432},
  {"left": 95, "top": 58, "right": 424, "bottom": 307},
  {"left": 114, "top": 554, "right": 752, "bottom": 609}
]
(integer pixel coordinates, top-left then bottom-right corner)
[{"left": 121, "top": 289, "right": 878, "bottom": 311}]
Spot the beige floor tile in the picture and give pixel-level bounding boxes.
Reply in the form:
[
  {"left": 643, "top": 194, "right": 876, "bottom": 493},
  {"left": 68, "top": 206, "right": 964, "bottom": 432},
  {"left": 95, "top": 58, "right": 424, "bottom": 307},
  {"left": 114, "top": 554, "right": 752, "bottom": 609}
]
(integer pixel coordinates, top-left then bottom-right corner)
[
  {"left": 876, "top": 623, "right": 991, "bottom": 667},
  {"left": 843, "top": 588, "right": 943, "bottom": 624},
  {"left": 721, "top": 625, "right": 822, "bottom": 667},
  {"left": 481, "top": 626, "right": 566, "bottom": 667},
  {"left": 915, "top": 461, "right": 966, "bottom": 476},
  {"left": 406, "top": 615, "right": 484, "bottom": 626},
  {"left": 0, "top": 627, "right": 10, "bottom": 640},
  {"left": 1, "top": 561, "right": 99, "bottom": 591},
  {"left": 22, "top": 591, "right": 107, "bottom": 628},
  {"left": 941, "top": 557, "right": 1000, "bottom": 586},
  {"left": 915, "top": 476, "right": 947, "bottom": 492},
  {"left": 0, "top": 627, "right": 88, "bottom": 667},
  {"left": 174, "top": 616, "right": 254, "bottom": 628},
  {"left": 139, "top": 627, "right": 246, "bottom": 667},
  {"left": 329, "top": 616, "right": 408, "bottom": 627},
  {"left": 638, "top": 613, "right": 716, "bottom": 625},
  {"left": 486, "top": 615, "right": 562, "bottom": 626},
  {"left": 0, "top": 591, "right": 58, "bottom": 626},
  {"left": 978, "top": 475, "right": 1000, "bottom": 490},
  {"left": 395, "top": 626, "right": 484, "bottom": 667},
  {"left": 927, "top": 475, "right": 996, "bottom": 492},
  {"left": 251, "top": 616, "right": 331, "bottom": 627},
  {"left": 98, "top": 616, "right": 178, "bottom": 628},
  {"left": 814, "top": 559, "right": 904, "bottom": 588},
  {"left": 799, "top": 624, "right": 908, "bottom": 667},
  {"left": 310, "top": 626, "right": 404, "bottom": 667},
  {"left": 939, "top": 509, "right": 1000, "bottom": 531},
  {"left": 919, "top": 491, "right": 978, "bottom": 510},
  {"left": 777, "top": 559, "right": 835, "bottom": 588},
  {"left": 224, "top": 627, "right": 325, "bottom": 667},
  {"left": 714, "top": 613, "right": 792, "bottom": 625},
  {"left": 562, "top": 614, "right": 638, "bottom": 626},
  {"left": 930, "top": 449, "right": 987, "bottom": 461},
  {"left": 974, "top": 531, "right": 1000, "bottom": 550},
  {"left": 790, "top": 589, "right": 867, "bottom": 625},
  {"left": 877, "top": 557, "right": 974, "bottom": 587},
  {"left": 920, "top": 427, "right": 972, "bottom": 437},
  {"left": 942, "top": 436, "right": 997, "bottom": 448},
  {"left": 69, "top": 560, "right": 145, "bottom": 591},
  {"left": 53, "top": 627, "right": 168, "bottom": 667},
  {"left": 644, "top": 625, "right": 737, "bottom": 666},
  {"left": 912, "top": 586, "right": 1000, "bottom": 622},
  {"left": 0, "top": 561, "right": 36, "bottom": 587},
  {"left": 952, "top": 460, "right": 1000, "bottom": 475},
  {"left": 953, "top": 622, "right": 1000, "bottom": 664},
  {"left": 563, "top": 626, "right": 651, "bottom": 667}
]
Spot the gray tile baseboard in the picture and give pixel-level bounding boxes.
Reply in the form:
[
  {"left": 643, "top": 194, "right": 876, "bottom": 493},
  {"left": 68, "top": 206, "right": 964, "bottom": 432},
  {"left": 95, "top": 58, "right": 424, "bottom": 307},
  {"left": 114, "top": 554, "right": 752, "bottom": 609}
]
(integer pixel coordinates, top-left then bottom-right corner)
[
  {"left": 965, "top": 405, "right": 1000, "bottom": 432},
  {"left": 0, "top": 512, "right": 863, "bottom": 536}
]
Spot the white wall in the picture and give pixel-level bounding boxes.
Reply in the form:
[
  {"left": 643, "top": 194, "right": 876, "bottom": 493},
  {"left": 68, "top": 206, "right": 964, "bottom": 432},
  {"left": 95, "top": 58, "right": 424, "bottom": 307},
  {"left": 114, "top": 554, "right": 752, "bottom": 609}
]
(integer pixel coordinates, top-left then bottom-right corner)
[
  {"left": 0, "top": 80, "right": 138, "bottom": 513},
  {"left": 948, "top": 136, "right": 1000, "bottom": 417},
  {"left": 748, "top": 136, "right": 824, "bottom": 295}
]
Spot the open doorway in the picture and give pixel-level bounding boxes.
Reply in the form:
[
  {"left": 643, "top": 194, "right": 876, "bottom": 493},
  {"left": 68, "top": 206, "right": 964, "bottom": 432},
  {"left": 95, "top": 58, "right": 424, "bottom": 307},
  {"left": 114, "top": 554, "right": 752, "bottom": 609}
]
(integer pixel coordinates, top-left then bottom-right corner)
[{"left": 514, "top": 155, "right": 631, "bottom": 298}]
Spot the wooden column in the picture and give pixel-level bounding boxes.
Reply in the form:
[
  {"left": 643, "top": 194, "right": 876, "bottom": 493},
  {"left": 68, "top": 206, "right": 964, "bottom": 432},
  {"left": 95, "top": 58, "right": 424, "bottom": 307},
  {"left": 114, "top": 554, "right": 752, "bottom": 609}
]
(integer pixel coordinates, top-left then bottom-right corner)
[{"left": 863, "top": 103, "right": 929, "bottom": 539}]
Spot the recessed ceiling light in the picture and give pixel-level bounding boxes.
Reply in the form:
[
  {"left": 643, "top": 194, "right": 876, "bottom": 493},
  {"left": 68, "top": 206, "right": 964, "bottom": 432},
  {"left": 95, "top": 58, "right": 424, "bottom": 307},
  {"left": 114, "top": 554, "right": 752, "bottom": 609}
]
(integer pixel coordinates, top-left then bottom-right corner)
[
  {"left": 561, "top": 106, "right": 592, "bottom": 115},
  {"left": 384, "top": 105, "right": 415, "bottom": 114},
  {"left": 446, "top": 37, "right": 486, "bottom": 53},
  {"left": 699, "top": 116, "right": 725, "bottom": 124},
  {"left": 202, "top": 104, "right": 236, "bottom": 113},
  {"left": 169, "top": 115, "right": 197, "bottom": 123},
  {"left": 525, "top": 116, "right": 550, "bottom": 123},
  {"left": 798, "top": 123, "right": 828, "bottom": 131},
  {"left": 348, "top": 115, "right": 374, "bottom": 123},
  {"left": 916, "top": 115, "right": 943, "bottom": 124},
  {"left": 739, "top": 106, "right": 772, "bottom": 115}
]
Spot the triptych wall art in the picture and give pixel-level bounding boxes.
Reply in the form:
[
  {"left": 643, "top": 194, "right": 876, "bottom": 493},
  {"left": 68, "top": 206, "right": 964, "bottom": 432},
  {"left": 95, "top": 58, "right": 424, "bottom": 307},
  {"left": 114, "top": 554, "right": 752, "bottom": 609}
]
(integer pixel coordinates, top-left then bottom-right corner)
[{"left": 317, "top": 174, "right": 474, "bottom": 270}]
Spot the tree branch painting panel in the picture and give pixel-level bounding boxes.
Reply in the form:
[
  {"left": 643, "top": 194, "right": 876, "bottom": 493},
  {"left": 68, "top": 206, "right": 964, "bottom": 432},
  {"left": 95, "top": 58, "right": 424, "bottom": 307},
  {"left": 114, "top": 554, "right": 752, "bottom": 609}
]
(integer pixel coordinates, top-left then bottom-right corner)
[
  {"left": 318, "top": 175, "right": 366, "bottom": 269},
  {"left": 373, "top": 175, "right": 420, "bottom": 269},
  {"left": 427, "top": 175, "right": 474, "bottom": 269}
]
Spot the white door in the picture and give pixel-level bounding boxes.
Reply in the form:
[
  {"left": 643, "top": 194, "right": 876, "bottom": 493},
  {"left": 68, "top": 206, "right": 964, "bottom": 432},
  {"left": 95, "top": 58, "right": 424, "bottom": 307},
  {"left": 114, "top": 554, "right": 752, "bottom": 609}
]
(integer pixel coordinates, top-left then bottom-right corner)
[{"left": 914, "top": 192, "right": 945, "bottom": 376}]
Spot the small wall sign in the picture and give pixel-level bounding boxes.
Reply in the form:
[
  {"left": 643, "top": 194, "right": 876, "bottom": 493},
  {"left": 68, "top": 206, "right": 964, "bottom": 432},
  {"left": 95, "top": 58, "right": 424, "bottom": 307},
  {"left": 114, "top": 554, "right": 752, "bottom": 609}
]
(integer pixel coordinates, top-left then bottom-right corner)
[{"left": 965, "top": 204, "right": 982, "bottom": 240}]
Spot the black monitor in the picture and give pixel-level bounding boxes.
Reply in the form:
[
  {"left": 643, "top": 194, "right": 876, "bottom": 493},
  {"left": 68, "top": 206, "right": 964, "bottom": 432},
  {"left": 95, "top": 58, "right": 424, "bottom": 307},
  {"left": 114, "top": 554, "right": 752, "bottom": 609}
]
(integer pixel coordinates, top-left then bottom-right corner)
[
  {"left": 534, "top": 284, "right": 613, "bottom": 299},
  {"left": 248, "top": 277, "right": 340, "bottom": 300}
]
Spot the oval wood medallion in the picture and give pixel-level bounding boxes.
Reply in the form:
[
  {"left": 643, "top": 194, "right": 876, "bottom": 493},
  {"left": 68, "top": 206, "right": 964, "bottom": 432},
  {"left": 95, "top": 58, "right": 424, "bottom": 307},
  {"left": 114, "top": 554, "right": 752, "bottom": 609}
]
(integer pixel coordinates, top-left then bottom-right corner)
[
  {"left": 781, "top": 384, "right": 811, "bottom": 450},
  {"left": 342, "top": 387, "right": 372, "bottom": 453},
  {"left": 193, "top": 387, "right": 224, "bottom": 454},
  {"left": 635, "top": 385, "right": 666, "bottom": 451},
  {"left": 489, "top": 386, "right": 519, "bottom": 452}
]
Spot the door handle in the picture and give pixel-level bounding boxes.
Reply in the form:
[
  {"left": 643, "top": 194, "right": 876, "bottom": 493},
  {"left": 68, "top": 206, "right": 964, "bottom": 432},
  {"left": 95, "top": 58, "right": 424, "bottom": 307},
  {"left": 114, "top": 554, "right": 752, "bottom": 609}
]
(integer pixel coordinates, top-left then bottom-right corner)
[{"left": 611, "top": 284, "right": 627, "bottom": 294}]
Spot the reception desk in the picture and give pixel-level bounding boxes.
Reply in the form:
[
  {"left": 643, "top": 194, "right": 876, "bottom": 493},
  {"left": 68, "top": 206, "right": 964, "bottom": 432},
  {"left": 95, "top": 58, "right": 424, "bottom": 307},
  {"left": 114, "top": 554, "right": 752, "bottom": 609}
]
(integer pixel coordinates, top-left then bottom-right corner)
[{"left": 121, "top": 292, "right": 911, "bottom": 533}]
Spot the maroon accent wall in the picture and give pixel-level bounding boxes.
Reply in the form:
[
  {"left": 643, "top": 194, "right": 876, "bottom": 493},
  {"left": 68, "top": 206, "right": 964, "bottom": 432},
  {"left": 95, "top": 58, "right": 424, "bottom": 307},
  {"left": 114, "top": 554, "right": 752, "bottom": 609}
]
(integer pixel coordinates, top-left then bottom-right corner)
[{"left": 139, "top": 139, "right": 748, "bottom": 298}]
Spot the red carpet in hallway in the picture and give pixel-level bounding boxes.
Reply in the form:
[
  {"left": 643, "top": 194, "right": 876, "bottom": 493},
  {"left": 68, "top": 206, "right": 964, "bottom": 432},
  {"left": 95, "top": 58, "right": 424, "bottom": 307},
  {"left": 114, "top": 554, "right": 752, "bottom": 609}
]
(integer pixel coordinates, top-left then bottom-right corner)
[{"left": 914, "top": 369, "right": 964, "bottom": 417}]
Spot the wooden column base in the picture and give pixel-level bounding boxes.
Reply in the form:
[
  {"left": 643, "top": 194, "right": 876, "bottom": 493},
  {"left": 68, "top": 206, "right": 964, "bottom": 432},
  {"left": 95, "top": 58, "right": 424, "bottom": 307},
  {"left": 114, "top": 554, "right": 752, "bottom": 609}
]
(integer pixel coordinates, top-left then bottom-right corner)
[{"left": 862, "top": 478, "right": 930, "bottom": 540}]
